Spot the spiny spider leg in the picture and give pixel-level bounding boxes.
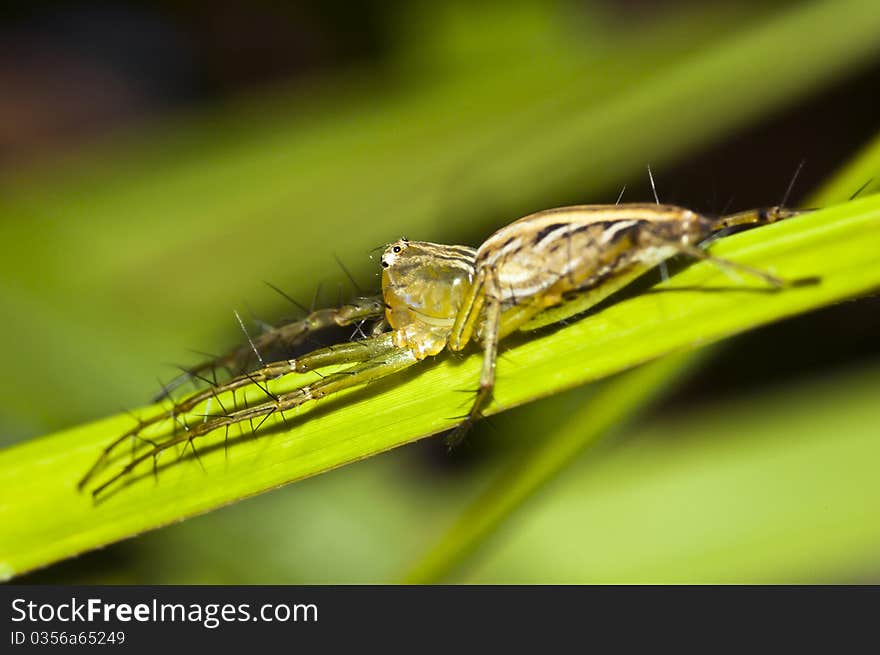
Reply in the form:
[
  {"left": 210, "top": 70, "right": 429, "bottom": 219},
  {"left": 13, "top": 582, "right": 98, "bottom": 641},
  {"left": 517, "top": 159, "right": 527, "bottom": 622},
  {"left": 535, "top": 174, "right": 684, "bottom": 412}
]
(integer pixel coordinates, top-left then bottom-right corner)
[
  {"left": 651, "top": 206, "right": 808, "bottom": 289},
  {"left": 86, "top": 238, "right": 474, "bottom": 496},
  {"left": 645, "top": 236, "right": 789, "bottom": 288},
  {"left": 78, "top": 333, "right": 398, "bottom": 491},
  {"left": 710, "top": 206, "right": 802, "bottom": 232},
  {"left": 446, "top": 270, "right": 498, "bottom": 444},
  {"left": 90, "top": 344, "right": 419, "bottom": 497},
  {"left": 446, "top": 275, "right": 553, "bottom": 445},
  {"left": 155, "top": 297, "right": 386, "bottom": 400}
]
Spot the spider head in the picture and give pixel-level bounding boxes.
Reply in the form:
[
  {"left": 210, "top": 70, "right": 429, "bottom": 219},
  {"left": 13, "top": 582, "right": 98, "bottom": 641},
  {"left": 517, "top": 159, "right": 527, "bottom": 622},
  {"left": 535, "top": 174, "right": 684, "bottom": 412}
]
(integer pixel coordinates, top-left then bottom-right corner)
[{"left": 380, "top": 237, "right": 410, "bottom": 270}]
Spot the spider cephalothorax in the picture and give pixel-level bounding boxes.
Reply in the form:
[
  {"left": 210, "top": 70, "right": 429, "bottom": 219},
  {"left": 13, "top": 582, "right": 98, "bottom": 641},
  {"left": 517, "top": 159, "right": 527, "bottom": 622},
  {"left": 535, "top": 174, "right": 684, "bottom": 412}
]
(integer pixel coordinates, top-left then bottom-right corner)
[
  {"left": 381, "top": 238, "right": 476, "bottom": 359},
  {"left": 80, "top": 203, "right": 803, "bottom": 496}
]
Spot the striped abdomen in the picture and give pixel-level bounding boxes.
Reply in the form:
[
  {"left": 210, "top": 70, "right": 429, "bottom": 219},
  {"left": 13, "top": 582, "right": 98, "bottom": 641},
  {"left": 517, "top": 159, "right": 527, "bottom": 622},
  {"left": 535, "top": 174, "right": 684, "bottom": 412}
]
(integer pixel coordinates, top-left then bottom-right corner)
[{"left": 475, "top": 204, "right": 712, "bottom": 307}]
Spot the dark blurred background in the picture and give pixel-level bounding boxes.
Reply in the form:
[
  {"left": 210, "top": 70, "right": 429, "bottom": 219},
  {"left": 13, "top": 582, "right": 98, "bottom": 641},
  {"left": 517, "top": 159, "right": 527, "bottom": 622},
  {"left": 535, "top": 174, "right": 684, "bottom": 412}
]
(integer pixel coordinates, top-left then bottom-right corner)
[
  {"left": 3, "top": 0, "right": 878, "bottom": 197},
  {"left": 0, "top": 2, "right": 386, "bottom": 168}
]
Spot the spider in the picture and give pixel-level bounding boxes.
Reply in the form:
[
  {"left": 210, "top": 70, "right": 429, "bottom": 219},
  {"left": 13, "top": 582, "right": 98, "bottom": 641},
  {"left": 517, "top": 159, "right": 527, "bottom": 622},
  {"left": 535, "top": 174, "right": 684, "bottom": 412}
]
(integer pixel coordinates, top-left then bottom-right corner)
[{"left": 79, "top": 202, "right": 806, "bottom": 497}]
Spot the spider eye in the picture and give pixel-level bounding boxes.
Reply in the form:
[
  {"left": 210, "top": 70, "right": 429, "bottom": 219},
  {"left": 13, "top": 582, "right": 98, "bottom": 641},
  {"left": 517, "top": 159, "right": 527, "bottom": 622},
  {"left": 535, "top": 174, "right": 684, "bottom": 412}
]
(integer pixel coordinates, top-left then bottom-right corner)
[
  {"left": 392, "top": 245, "right": 402, "bottom": 253},
  {"left": 381, "top": 259, "right": 389, "bottom": 268}
]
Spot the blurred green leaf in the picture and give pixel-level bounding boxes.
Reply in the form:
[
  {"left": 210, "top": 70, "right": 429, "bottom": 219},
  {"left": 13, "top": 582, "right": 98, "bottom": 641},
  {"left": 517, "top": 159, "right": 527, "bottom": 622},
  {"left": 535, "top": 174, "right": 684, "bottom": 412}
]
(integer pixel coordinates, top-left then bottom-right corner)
[{"left": 462, "top": 362, "right": 880, "bottom": 583}]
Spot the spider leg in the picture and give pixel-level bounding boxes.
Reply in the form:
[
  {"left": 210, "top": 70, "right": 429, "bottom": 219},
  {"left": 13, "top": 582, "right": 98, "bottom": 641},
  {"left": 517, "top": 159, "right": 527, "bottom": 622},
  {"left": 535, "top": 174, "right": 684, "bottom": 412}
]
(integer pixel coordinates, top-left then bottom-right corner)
[
  {"left": 447, "top": 266, "right": 553, "bottom": 446},
  {"left": 448, "top": 271, "right": 486, "bottom": 352},
  {"left": 641, "top": 232, "right": 794, "bottom": 288},
  {"left": 467, "top": 295, "right": 503, "bottom": 423},
  {"left": 89, "top": 344, "right": 419, "bottom": 498},
  {"left": 155, "top": 296, "right": 386, "bottom": 401},
  {"left": 448, "top": 295, "right": 556, "bottom": 447},
  {"left": 711, "top": 206, "right": 804, "bottom": 232},
  {"left": 78, "top": 333, "right": 397, "bottom": 491}
]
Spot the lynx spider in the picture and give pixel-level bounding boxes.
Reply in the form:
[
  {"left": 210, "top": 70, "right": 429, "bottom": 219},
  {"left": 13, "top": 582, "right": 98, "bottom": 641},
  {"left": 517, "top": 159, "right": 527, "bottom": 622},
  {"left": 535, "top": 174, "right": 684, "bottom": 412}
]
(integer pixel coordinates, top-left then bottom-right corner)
[{"left": 79, "top": 201, "right": 806, "bottom": 497}]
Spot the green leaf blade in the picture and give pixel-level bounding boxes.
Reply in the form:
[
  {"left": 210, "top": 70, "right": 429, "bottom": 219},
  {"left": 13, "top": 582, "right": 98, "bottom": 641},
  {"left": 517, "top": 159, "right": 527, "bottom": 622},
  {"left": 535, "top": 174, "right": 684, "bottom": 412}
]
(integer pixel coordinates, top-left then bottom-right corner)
[{"left": 1, "top": 195, "right": 879, "bottom": 578}]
